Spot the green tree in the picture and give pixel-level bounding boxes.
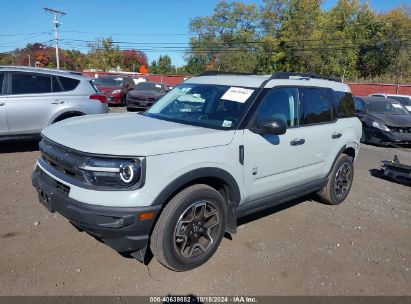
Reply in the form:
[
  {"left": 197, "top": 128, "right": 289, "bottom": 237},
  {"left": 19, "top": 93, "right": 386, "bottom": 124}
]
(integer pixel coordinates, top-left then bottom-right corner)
[
  {"left": 150, "top": 55, "right": 174, "bottom": 74},
  {"left": 87, "top": 37, "right": 123, "bottom": 71}
]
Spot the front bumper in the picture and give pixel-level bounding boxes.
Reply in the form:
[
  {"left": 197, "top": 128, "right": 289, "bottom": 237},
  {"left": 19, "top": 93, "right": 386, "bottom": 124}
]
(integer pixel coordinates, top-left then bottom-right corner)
[
  {"left": 364, "top": 127, "right": 411, "bottom": 145},
  {"left": 31, "top": 165, "right": 161, "bottom": 260},
  {"left": 126, "top": 98, "right": 156, "bottom": 109}
]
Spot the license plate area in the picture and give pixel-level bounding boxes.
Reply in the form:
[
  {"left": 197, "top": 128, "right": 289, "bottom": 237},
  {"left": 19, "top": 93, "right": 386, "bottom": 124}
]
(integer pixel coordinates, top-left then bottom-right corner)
[{"left": 38, "top": 188, "right": 55, "bottom": 212}]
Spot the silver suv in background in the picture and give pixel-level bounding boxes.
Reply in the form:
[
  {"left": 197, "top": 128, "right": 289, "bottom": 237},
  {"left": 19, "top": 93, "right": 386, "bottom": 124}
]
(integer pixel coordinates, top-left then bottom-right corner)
[{"left": 0, "top": 66, "right": 108, "bottom": 140}]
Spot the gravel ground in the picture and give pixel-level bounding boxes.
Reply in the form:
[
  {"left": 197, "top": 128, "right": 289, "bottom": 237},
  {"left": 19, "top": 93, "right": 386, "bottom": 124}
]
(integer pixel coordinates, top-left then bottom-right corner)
[{"left": 0, "top": 113, "right": 410, "bottom": 296}]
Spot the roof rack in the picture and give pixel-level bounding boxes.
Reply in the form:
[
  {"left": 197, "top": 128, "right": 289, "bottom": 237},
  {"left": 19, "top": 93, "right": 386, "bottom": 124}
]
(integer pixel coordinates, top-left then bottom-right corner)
[
  {"left": 198, "top": 71, "right": 254, "bottom": 76},
  {"left": 269, "top": 71, "right": 342, "bottom": 82}
]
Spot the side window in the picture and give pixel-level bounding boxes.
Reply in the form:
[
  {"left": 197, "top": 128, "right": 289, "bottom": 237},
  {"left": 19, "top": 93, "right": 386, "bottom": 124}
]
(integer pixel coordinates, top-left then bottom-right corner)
[
  {"left": 255, "top": 87, "right": 299, "bottom": 127},
  {"left": 354, "top": 98, "right": 365, "bottom": 113},
  {"left": 11, "top": 72, "right": 51, "bottom": 95},
  {"left": 0, "top": 73, "right": 4, "bottom": 95},
  {"left": 333, "top": 91, "right": 355, "bottom": 118},
  {"left": 300, "top": 88, "right": 333, "bottom": 125},
  {"left": 58, "top": 76, "right": 80, "bottom": 91},
  {"left": 52, "top": 76, "right": 63, "bottom": 93}
]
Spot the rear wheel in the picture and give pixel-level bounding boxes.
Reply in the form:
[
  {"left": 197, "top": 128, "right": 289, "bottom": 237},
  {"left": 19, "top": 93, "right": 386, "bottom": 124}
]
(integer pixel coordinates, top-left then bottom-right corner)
[
  {"left": 318, "top": 154, "right": 354, "bottom": 205},
  {"left": 151, "top": 184, "right": 227, "bottom": 271}
]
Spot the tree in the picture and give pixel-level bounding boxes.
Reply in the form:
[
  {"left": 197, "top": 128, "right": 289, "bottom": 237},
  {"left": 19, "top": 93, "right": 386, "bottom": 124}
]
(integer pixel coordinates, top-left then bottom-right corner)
[
  {"left": 87, "top": 37, "right": 123, "bottom": 71},
  {"left": 122, "top": 49, "right": 148, "bottom": 72},
  {"left": 188, "top": 1, "right": 261, "bottom": 73},
  {"left": 150, "top": 55, "right": 174, "bottom": 74}
]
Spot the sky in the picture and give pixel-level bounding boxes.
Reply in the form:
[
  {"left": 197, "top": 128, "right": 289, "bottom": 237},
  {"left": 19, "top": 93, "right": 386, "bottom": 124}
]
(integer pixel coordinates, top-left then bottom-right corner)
[{"left": 0, "top": 0, "right": 408, "bottom": 67}]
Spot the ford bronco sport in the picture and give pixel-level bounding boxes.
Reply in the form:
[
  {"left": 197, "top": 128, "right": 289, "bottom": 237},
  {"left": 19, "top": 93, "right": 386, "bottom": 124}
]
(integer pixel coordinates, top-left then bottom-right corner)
[{"left": 32, "top": 72, "right": 361, "bottom": 271}]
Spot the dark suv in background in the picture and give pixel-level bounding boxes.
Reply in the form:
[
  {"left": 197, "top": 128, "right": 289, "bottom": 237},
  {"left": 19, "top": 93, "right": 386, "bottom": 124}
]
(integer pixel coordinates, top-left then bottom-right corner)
[
  {"left": 354, "top": 96, "right": 411, "bottom": 145},
  {"left": 126, "top": 82, "right": 169, "bottom": 111}
]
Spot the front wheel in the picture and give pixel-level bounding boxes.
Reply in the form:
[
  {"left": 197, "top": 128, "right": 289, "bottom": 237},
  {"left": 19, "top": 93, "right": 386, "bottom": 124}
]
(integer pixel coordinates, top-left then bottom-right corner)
[
  {"left": 150, "top": 184, "right": 227, "bottom": 271},
  {"left": 318, "top": 154, "right": 354, "bottom": 205}
]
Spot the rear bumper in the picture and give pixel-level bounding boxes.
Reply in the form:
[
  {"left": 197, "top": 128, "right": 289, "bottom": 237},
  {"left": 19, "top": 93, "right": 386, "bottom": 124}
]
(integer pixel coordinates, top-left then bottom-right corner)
[
  {"left": 104, "top": 93, "right": 123, "bottom": 104},
  {"left": 364, "top": 127, "right": 411, "bottom": 145},
  {"left": 31, "top": 165, "right": 160, "bottom": 258}
]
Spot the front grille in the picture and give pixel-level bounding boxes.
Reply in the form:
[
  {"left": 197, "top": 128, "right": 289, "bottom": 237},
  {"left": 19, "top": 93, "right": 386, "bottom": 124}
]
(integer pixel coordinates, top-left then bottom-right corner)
[
  {"left": 39, "top": 139, "right": 87, "bottom": 183},
  {"left": 129, "top": 96, "right": 156, "bottom": 102},
  {"left": 35, "top": 165, "right": 70, "bottom": 196},
  {"left": 390, "top": 127, "right": 411, "bottom": 134}
]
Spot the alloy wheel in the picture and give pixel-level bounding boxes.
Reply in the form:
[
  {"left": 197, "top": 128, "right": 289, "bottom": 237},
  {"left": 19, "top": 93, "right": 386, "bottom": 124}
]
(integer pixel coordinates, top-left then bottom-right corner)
[{"left": 173, "top": 201, "right": 220, "bottom": 259}]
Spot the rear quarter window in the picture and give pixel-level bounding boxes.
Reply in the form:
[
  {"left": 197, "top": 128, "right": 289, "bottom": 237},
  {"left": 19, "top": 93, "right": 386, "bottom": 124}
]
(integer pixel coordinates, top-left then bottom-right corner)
[
  {"left": 333, "top": 91, "right": 356, "bottom": 118},
  {"left": 58, "top": 76, "right": 80, "bottom": 91}
]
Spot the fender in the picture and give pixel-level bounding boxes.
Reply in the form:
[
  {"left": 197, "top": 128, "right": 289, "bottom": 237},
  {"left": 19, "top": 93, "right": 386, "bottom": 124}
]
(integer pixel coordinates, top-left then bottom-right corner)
[
  {"left": 153, "top": 167, "right": 241, "bottom": 206},
  {"left": 326, "top": 143, "right": 358, "bottom": 177},
  {"left": 152, "top": 167, "right": 241, "bottom": 234}
]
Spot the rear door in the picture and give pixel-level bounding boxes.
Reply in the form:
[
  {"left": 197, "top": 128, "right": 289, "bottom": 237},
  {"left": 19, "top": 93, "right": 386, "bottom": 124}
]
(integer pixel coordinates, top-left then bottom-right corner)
[
  {"left": 0, "top": 72, "right": 8, "bottom": 135},
  {"left": 7, "top": 72, "right": 63, "bottom": 135}
]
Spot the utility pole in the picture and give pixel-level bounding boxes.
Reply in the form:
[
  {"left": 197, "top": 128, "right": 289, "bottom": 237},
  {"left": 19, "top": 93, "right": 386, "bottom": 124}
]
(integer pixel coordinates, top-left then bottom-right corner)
[{"left": 44, "top": 8, "right": 66, "bottom": 69}]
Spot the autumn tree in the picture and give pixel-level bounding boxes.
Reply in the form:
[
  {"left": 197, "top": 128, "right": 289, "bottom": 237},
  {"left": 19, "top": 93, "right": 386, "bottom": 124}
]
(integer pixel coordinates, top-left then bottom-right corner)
[{"left": 122, "top": 49, "right": 148, "bottom": 72}]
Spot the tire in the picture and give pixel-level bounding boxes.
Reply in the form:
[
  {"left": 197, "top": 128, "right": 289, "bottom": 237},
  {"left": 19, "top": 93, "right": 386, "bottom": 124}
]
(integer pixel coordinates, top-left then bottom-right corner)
[
  {"left": 151, "top": 184, "right": 227, "bottom": 271},
  {"left": 318, "top": 154, "right": 354, "bottom": 205}
]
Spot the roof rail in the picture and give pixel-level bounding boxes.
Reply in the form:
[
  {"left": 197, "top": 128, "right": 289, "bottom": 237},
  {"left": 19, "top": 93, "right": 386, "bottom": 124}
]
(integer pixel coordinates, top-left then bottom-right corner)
[
  {"left": 198, "top": 71, "right": 254, "bottom": 76},
  {"left": 0, "top": 65, "right": 81, "bottom": 74},
  {"left": 269, "top": 71, "right": 342, "bottom": 82}
]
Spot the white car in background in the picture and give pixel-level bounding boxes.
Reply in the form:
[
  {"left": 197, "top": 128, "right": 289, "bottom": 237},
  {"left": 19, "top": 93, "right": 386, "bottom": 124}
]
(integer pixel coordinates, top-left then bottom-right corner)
[{"left": 369, "top": 93, "right": 411, "bottom": 112}]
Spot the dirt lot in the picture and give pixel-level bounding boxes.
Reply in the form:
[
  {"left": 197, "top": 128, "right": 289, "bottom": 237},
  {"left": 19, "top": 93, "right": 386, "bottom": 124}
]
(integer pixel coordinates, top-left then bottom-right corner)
[{"left": 0, "top": 117, "right": 410, "bottom": 295}]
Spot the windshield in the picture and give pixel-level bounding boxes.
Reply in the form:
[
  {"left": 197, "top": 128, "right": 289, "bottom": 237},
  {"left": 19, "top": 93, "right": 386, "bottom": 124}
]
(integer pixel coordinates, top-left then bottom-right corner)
[
  {"left": 134, "top": 82, "right": 166, "bottom": 93},
  {"left": 364, "top": 100, "right": 409, "bottom": 115},
  {"left": 388, "top": 96, "right": 411, "bottom": 106},
  {"left": 145, "top": 83, "right": 258, "bottom": 130},
  {"left": 94, "top": 77, "right": 123, "bottom": 87}
]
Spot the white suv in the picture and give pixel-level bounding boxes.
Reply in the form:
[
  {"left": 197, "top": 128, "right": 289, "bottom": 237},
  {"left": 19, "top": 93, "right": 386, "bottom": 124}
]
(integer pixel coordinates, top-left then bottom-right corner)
[
  {"left": 32, "top": 72, "right": 362, "bottom": 271},
  {"left": 0, "top": 66, "right": 108, "bottom": 140}
]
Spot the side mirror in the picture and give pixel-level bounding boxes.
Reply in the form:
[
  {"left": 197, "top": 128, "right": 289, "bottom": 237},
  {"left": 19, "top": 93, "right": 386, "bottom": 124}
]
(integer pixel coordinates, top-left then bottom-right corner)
[{"left": 256, "top": 118, "right": 287, "bottom": 135}]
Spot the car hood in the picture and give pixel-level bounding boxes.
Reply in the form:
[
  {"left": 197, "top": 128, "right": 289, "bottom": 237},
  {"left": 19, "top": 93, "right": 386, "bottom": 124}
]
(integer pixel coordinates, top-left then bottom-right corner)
[
  {"left": 128, "top": 90, "right": 164, "bottom": 99},
  {"left": 42, "top": 114, "right": 235, "bottom": 156},
  {"left": 368, "top": 113, "right": 411, "bottom": 128}
]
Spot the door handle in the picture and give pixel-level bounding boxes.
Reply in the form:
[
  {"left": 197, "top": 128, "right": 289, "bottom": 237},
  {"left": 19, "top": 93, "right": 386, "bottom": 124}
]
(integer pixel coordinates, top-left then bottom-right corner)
[
  {"left": 0, "top": 102, "right": 5, "bottom": 106},
  {"left": 332, "top": 132, "right": 342, "bottom": 139},
  {"left": 290, "top": 138, "right": 305, "bottom": 146},
  {"left": 51, "top": 100, "right": 65, "bottom": 105}
]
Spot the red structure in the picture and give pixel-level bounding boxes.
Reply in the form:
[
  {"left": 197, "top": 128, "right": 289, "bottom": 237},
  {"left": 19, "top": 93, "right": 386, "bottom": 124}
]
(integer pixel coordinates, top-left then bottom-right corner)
[{"left": 346, "top": 83, "right": 411, "bottom": 96}]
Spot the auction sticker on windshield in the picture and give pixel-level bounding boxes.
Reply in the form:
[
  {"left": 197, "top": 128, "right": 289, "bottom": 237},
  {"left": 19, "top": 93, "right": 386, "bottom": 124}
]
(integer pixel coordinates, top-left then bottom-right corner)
[{"left": 221, "top": 87, "right": 254, "bottom": 103}]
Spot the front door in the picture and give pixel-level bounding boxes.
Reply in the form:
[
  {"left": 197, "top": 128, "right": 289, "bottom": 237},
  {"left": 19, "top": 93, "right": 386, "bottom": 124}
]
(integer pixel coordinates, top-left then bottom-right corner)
[{"left": 7, "top": 72, "right": 59, "bottom": 135}]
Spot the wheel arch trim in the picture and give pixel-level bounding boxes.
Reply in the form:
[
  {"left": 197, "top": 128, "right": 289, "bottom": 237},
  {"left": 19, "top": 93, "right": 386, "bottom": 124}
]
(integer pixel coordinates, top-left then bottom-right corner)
[{"left": 152, "top": 167, "right": 241, "bottom": 207}]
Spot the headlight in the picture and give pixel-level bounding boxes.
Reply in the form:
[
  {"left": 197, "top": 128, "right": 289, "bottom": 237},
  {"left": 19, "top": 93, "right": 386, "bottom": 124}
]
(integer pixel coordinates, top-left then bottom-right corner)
[
  {"left": 80, "top": 158, "right": 141, "bottom": 189},
  {"left": 371, "top": 121, "right": 390, "bottom": 132},
  {"left": 112, "top": 89, "right": 121, "bottom": 94}
]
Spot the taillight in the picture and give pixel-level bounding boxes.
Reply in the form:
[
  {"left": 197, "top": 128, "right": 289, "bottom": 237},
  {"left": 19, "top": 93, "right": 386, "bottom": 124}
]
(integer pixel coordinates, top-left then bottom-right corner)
[{"left": 90, "top": 94, "right": 107, "bottom": 103}]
